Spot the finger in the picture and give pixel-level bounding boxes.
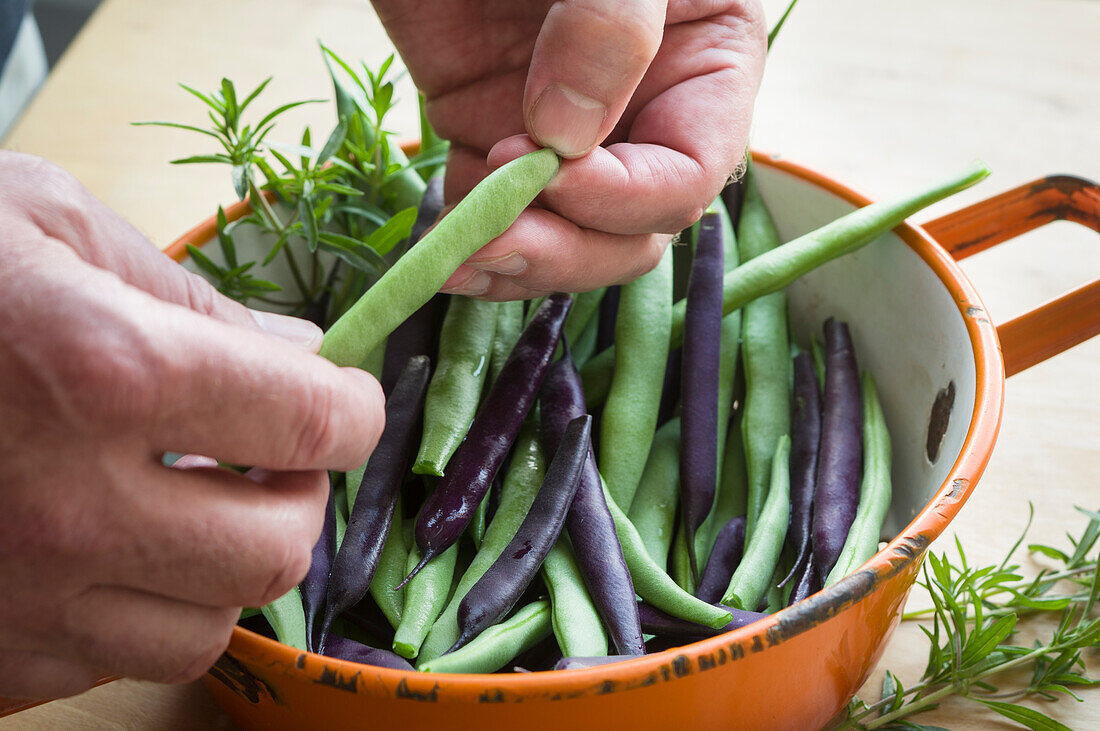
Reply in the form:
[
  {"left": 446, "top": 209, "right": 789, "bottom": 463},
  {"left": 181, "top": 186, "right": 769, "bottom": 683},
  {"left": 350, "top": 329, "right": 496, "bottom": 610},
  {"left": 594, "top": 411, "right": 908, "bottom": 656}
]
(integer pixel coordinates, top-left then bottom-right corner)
[
  {"left": 499, "top": 9, "right": 766, "bottom": 234},
  {"left": 59, "top": 585, "right": 238, "bottom": 684},
  {"left": 101, "top": 465, "right": 327, "bottom": 608},
  {"left": 440, "top": 206, "right": 671, "bottom": 297},
  {"left": 12, "top": 152, "right": 322, "bottom": 350},
  {"left": 524, "top": 0, "right": 666, "bottom": 157},
  {"left": 0, "top": 650, "right": 98, "bottom": 701}
]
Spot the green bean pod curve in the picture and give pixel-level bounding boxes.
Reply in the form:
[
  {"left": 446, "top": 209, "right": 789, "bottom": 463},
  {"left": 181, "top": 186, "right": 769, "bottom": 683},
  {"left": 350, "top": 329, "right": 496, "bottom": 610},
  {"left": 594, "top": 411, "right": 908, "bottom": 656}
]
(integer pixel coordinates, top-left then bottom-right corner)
[
  {"left": 542, "top": 541, "right": 609, "bottom": 658},
  {"left": 488, "top": 299, "right": 525, "bottom": 387},
  {"left": 628, "top": 418, "right": 682, "bottom": 567},
  {"left": 417, "top": 423, "right": 546, "bottom": 663},
  {"left": 825, "top": 372, "right": 892, "bottom": 585},
  {"left": 603, "top": 479, "right": 732, "bottom": 629},
  {"left": 563, "top": 288, "right": 606, "bottom": 347},
  {"left": 419, "top": 600, "right": 552, "bottom": 674},
  {"left": 261, "top": 587, "right": 308, "bottom": 652},
  {"left": 578, "top": 161, "right": 991, "bottom": 401},
  {"left": 367, "top": 491, "right": 407, "bottom": 628},
  {"left": 413, "top": 296, "right": 499, "bottom": 476},
  {"left": 320, "top": 148, "right": 559, "bottom": 367},
  {"left": 600, "top": 246, "right": 674, "bottom": 509},
  {"left": 722, "top": 436, "right": 792, "bottom": 611},
  {"left": 393, "top": 542, "right": 459, "bottom": 659},
  {"left": 738, "top": 162, "right": 791, "bottom": 540}
]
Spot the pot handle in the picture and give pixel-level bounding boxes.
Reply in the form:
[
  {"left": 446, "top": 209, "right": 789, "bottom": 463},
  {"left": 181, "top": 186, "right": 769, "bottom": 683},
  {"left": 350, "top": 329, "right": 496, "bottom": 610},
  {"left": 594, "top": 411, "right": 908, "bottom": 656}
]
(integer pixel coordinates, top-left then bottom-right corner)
[{"left": 921, "top": 175, "right": 1100, "bottom": 377}]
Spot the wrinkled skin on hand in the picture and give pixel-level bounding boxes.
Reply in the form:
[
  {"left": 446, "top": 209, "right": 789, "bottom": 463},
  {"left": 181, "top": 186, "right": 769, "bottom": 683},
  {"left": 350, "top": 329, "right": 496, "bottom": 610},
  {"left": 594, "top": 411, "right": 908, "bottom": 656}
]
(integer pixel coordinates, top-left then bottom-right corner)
[
  {"left": 0, "top": 152, "right": 385, "bottom": 700},
  {"left": 373, "top": 0, "right": 766, "bottom": 300}
]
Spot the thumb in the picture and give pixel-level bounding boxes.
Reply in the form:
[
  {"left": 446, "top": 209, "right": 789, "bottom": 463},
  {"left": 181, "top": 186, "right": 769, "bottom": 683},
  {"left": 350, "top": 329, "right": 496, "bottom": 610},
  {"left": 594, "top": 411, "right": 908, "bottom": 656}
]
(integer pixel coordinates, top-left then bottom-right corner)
[{"left": 524, "top": 0, "right": 666, "bottom": 158}]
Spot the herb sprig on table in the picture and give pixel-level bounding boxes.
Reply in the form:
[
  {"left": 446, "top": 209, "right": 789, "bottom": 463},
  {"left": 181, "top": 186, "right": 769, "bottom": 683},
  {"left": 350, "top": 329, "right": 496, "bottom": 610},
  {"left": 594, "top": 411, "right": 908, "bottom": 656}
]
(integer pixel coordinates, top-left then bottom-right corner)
[
  {"left": 839, "top": 505, "right": 1100, "bottom": 731},
  {"left": 136, "top": 47, "right": 446, "bottom": 327}
]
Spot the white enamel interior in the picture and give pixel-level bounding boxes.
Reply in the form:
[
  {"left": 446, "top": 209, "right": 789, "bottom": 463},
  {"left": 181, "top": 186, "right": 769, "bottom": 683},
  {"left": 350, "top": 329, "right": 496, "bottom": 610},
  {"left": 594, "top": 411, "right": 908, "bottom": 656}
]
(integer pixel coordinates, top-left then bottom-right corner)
[
  {"left": 185, "top": 165, "right": 981, "bottom": 540},
  {"left": 754, "top": 165, "right": 977, "bottom": 537}
]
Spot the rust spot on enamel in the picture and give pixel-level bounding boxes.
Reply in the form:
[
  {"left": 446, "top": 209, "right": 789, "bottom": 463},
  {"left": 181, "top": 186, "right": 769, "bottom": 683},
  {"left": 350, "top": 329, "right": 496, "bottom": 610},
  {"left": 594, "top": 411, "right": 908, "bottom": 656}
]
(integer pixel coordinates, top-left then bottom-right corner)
[
  {"left": 316, "top": 666, "right": 360, "bottom": 693},
  {"left": 208, "top": 653, "right": 278, "bottom": 705},
  {"left": 395, "top": 679, "right": 439, "bottom": 702},
  {"left": 926, "top": 381, "right": 956, "bottom": 463}
]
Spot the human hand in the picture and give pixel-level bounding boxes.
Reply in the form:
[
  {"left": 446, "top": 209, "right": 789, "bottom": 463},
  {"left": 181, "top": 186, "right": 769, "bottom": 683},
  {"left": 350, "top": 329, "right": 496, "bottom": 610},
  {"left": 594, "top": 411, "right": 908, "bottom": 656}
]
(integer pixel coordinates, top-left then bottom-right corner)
[
  {"left": 373, "top": 0, "right": 766, "bottom": 299},
  {"left": 0, "top": 152, "right": 385, "bottom": 699}
]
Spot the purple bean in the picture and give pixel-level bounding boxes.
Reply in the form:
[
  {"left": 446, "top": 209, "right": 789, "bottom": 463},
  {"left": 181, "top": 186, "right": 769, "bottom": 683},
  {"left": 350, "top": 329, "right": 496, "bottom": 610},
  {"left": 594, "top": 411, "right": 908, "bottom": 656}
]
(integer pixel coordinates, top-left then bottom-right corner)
[
  {"left": 299, "top": 480, "right": 337, "bottom": 652},
  {"left": 680, "top": 210, "right": 725, "bottom": 578},
  {"left": 318, "top": 356, "right": 431, "bottom": 652},
  {"left": 811, "top": 319, "right": 863, "bottom": 586},
  {"left": 540, "top": 353, "right": 646, "bottom": 656},
  {"left": 696, "top": 516, "right": 745, "bottom": 605},
  {"left": 449, "top": 416, "right": 591, "bottom": 654},
  {"left": 402, "top": 294, "right": 572, "bottom": 587},
  {"left": 323, "top": 635, "right": 415, "bottom": 671},
  {"left": 781, "top": 351, "right": 822, "bottom": 587}
]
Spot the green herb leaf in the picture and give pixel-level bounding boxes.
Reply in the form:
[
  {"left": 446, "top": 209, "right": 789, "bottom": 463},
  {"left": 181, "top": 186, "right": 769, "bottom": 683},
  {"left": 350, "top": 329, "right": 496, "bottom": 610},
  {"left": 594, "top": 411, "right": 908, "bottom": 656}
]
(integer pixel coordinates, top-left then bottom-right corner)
[
  {"left": 362, "top": 205, "right": 417, "bottom": 256},
  {"left": 975, "top": 699, "right": 1074, "bottom": 731}
]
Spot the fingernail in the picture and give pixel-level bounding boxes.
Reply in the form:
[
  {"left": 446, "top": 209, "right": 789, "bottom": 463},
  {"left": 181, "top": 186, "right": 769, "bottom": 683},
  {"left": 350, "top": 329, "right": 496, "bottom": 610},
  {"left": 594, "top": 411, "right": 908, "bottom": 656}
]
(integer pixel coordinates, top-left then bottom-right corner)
[
  {"left": 251, "top": 310, "right": 324, "bottom": 351},
  {"left": 470, "top": 251, "right": 527, "bottom": 276},
  {"left": 529, "top": 83, "right": 606, "bottom": 158},
  {"left": 442, "top": 270, "right": 492, "bottom": 296}
]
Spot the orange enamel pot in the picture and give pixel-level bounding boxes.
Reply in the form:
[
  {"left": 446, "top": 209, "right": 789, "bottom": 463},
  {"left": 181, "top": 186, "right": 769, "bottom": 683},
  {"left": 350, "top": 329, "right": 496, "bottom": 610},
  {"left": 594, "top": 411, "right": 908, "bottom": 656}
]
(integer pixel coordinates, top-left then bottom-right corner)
[{"left": 157, "top": 153, "right": 1100, "bottom": 730}]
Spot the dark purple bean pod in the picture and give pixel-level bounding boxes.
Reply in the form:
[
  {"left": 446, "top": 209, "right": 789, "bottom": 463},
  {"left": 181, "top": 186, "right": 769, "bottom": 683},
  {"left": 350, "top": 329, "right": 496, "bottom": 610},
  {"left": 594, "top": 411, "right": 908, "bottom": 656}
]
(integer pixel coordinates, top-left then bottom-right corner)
[
  {"left": 342, "top": 596, "right": 396, "bottom": 647},
  {"left": 656, "top": 347, "right": 683, "bottom": 427},
  {"left": 380, "top": 177, "right": 447, "bottom": 395},
  {"left": 448, "top": 416, "right": 591, "bottom": 654},
  {"left": 811, "top": 319, "right": 863, "bottom": 587},
  {"left": 788, "top": 551, "right": 817, "bottom": 606},
  {"left": 540, "top": 353, "right": 646, "bottom": 656},
  {"left": 299, "top": 479, "right": 337, "bottom": 652},
  {"left": 780, "top": 351, "right": 823, "bottom": 588},
  {"left": 637, "top": 601, "right": 765, "bottom": 640},
  {"left": 679, "top": 210, "right": 725, "bottom": 578},
  {"left": 322, "top": 635, "right": 415, "bottom": 671},
  {"left": 696, "top": 516, "right": 746, "bottom": 605},
  {"left": 406, "top": 174, "right": 445, "bottom": 251},
  {"left": 554, "top": 656, "right": 635, "bottom": 671},
  {"left": 720, "top": 177, "right": 746, "bottom": 232},
  {"left": 402, "top": 294, "right": 572, "bottom": 587},
  {"left": 318, "top": 355, "right": 432, "bottom": 652},
  {"left": 595, "top": 284, "right": 621, "bottom": 355}
]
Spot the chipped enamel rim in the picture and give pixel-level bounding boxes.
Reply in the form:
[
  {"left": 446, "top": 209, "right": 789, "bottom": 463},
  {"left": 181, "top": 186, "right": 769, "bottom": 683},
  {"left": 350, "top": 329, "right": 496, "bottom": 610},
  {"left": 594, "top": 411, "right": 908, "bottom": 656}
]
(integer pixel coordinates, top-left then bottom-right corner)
[{"left": 168, "top": 149, "right": 1004, "bottom": 700}]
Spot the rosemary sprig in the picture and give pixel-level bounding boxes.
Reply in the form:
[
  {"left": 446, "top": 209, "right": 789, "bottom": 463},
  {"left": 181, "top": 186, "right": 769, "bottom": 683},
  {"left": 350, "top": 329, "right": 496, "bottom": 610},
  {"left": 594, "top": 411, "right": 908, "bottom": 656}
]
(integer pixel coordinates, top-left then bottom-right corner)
[
  {"left": 136, "top": 49, "right": 438, "bottom": 327},
  {"left": 839, "top": 505, "right": 1100, "bottom": 731}
]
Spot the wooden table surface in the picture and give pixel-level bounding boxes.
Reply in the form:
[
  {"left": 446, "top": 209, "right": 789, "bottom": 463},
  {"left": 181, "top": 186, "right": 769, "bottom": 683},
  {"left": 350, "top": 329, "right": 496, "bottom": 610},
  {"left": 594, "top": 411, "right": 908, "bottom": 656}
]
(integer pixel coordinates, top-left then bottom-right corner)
[{"left": 2, "top": 0, "right": 1098, "bottom": 728}]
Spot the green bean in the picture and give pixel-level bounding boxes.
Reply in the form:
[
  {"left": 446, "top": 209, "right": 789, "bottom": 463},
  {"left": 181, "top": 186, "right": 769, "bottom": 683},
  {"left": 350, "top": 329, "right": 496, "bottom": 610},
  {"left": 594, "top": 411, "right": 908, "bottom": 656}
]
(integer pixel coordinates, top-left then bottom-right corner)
[
  {"left": 723, "top": 436, "right": 791, "bottom": 611},
  {"left": 368, "top": 491, "right": 407, "bottom": 628},
  {"left": 393, "top": 542, "right": 459, "bottom": 659},
  {"left": 417, "top": 423, "right": 545, "bottom": 662},
  {"left": 469, "top": 494, "right": 489, "bottom": 550},
  {"left": 563, "top": 288, "right": 606, "bottom": 346},
  {"left": 811, "top": 337, "right": 827, "bottom": 391},
  {"left": 414, "top": 297, "right": 499, "bottom": 476},
  {"left": 825, "top": 372, "right": 892, "bottom": 585},
  {"left": 738, "top": 162, "right": 791, "bottom": 541},
  {"left": 710, "top": 414, "right": 749, "bottom": 546},
  {"left": 569, "top": 309, "right": 600, "bottom": 368},
  {"left": 488, "top": 300, "right": 525, "bottom": 386},
  {"left": 578, "top": 161, "right": 991, "bottom": 402},
  {"left": 669, "top": 526, "right": 695, "bottom": 593},
  {"left": 600, "top": 247, "right": 673, "bottom": 508},
  {"left": 694, "top": 195, "right": 743, "bottom": 572},
  {"left": 419, "top": 600, "right": 552, "bottom": 674},
  {"left": 261, "top": 587, "right": 308, "bottom": 651},
  {"left": 320, "top": 148, "right": 559, "bottom": 367},
  {"left": 542, "top": 541, "right": 608, "bottom": 657},
  {"left": 603, "top": 478, "right": 732, "bottom": 629},
  {"left": 627, "top": 418, "right": 681, "bottom": 566}
]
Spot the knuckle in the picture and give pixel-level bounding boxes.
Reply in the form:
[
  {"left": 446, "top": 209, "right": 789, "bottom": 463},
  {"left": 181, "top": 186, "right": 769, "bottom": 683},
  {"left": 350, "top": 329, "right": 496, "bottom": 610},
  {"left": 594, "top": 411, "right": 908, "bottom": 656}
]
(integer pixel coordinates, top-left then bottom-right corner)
[
  {"left": 65, "top": 326, "right": 161, "bottom": 430},
  {"left": 167, "top": 616, "right": 234, "bottom": 684},
  {"left": 633, "top": 235, "right": 670, "bottom": 279},
  {"left": 259, "top": 516, "right": 315, "bottom": 606},
  {"left": 290, "top": 375, "right": 340, "bottom": 467}
]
